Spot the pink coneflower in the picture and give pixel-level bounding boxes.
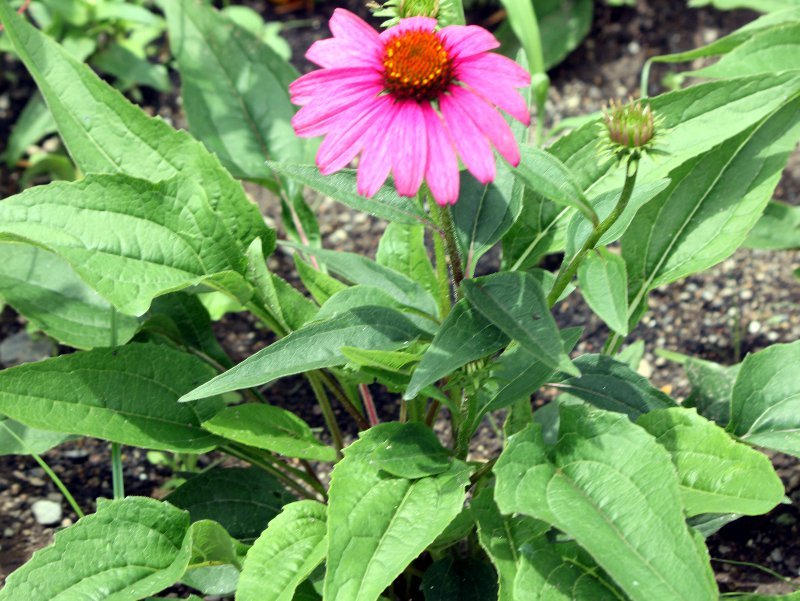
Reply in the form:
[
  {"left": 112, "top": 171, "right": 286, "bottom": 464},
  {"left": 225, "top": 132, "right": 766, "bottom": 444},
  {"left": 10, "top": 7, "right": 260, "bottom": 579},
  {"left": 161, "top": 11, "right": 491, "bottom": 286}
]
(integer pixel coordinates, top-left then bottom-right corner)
[{"left": 289, "top": 9, "right": 531, "bottom": 206}]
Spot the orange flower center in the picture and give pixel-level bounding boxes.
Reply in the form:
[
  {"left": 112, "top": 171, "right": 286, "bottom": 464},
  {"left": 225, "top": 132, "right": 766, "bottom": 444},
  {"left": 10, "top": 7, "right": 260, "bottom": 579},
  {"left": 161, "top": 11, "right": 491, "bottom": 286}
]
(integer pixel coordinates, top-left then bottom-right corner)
[{"left": 383, "top": 30, "right": 453, "bottom": 101}]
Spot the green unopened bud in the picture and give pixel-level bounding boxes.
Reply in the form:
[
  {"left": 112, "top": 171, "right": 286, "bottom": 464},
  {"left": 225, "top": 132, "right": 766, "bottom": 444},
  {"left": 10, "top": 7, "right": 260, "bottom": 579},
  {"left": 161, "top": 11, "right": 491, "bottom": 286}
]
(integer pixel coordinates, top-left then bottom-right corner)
[
  {"left": 369, "top": 0, "right": 441, "bottom": 26},
  {"left": 600, "top": 97, "right": 662, "bottom": 160}
]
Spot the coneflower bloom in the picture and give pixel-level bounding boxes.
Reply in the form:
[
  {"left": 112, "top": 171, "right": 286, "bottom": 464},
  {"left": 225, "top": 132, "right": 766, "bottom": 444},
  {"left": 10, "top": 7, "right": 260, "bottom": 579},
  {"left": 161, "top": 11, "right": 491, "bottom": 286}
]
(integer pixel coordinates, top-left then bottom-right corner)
[{"left": 289, "top": 9, "right": 531, "bottom": 206}]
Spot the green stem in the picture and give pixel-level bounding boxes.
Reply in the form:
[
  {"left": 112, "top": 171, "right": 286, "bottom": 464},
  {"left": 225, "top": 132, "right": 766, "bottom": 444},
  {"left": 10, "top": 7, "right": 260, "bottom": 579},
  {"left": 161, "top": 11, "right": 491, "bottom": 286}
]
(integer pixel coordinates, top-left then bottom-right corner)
[
  {"left": 0, "top": 421, "right": 85, "bottom": 518},
  {"left": 547, "top": 153, "right": 640, "bottom": 308},
  {"left": 431, "top": 203, "right": 464, "bottom": 301},
  {"left": 317, "top": 371, "right": 368, "bottom": 430},
  {"left": 307, "top": 373, "right": 345, "bottom": 454},
  {"left": 433, "top": 224, "right": 452, "bottom": 317},
  {"left": 109, "top": 306, "right": 125, "bottom": 499}
]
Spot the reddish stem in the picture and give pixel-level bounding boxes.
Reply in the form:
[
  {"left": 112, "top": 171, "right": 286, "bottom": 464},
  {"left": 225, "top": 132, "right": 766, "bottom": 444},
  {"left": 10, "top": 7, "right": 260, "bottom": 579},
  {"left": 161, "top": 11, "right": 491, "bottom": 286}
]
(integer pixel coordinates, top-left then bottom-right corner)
[
  {"left": 359, "top": 384, "right": 379, "bottom": 427},
  {"left": 0, "top": 0, "right": 31, "bottom": 32}
]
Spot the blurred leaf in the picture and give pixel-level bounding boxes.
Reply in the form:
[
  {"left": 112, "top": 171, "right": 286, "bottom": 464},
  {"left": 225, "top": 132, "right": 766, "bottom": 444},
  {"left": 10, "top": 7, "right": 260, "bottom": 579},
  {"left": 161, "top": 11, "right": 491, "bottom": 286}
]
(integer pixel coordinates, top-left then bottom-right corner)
[
  {"left": 421, "top": 556, "right": 498, "bottom": 601},
  {"left": 92, "top": 42, "right": 170, "bottom": 92},
  {"left": 684, "top": 358, "right": 739, "bottom": 426},
  {"left": 0, "top": 417, "right": 72, "bottom": 456},
  {"left": 0, "top": 93, "right": 56, "bottom": 167},
  {"left": 745, "top": 200, "right": 800, "bottom": 250}
]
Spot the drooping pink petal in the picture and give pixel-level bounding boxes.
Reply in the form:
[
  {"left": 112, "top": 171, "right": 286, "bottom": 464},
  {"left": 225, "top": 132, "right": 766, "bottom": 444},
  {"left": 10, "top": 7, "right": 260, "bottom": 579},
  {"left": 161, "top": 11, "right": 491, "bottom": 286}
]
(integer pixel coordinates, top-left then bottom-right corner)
[
  {"left": 289, "top": 67, "right": 382, "bottom": 105},
  {"left": 448, "top": 86, "right": 520, "bottom": 166},
  {"left": 292, "top": 81, "right": 382, "bottom": 137},
  {"left": 329, "top": 8, "right": 383, "bottom": 51},
  {"left": 357, "top": 103, "right": 402, "bottom": 197},
  {"left": 316, "top": 96, "right": 392, "bottom": 175},
  {"left": 390, "top": 100, "right": 427, "bottom": 197},
  {"left": 306, "top": 38, "right": 382, "bottom": 70},
  {"left": 458, "top": 79, "right": 530, "bottom": 126},
  {"left": 437, "top": 25, "right": 499, "bottom": 60},
  {"left": 380, "top": 16, "right": 438, "bottom": 41},
  {"left": 439, "top": 90, "right": 496, "bottom": 184},
  {"left": 421, "top": 105, "right": 460, "bottom": 206},
  {"left": 456, "top": 52, "right": 531, "bottom": 87}
]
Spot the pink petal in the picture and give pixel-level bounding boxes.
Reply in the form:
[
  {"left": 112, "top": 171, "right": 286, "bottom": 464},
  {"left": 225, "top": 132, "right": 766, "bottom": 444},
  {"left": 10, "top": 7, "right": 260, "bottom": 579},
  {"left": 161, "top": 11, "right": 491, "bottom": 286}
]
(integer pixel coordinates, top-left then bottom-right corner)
[
  {"left": 439, "top": 89, "right": 496, "bottom": 185},
  {"left": 390, "top": 100, "right": 427, "bottom": 197},
  {"left": 421, "top": 105, "right": 460, "bottom": 206},
  {"left": 289, "top": 67, "right": 381, "bottom": 105},
  {"left": 456, "top": 53, "right": 531, "bottom": 88},
  {"left": 292, "top": 82, "right": 383, "bottom": 137},
  {"left": 316, "top": 96, "right": 391, "bottom": 175},
  {"left": 438, "top": 25, "right": 499, "bottom": 60},
  {"left": 329, "top": 9, "right": 382, "bottom": 52},
  {"left": 306, "top": 38, "right": 382, "bottom": 70},
  {"left": 380, "top": 16, "right": 438, "bottom": 42},
  {"left": 357, "top": 104, "right": 401, "bottom": 197},
  {"left": 448, "top": 86, "right": 520, "bottom": 166}
]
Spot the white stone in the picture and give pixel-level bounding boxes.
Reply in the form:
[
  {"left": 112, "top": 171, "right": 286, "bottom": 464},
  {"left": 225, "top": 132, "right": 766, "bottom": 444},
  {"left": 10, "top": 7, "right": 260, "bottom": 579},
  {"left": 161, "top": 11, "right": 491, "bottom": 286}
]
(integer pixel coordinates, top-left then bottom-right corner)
[{"left": 31, "top": 500, "right": 62, "bottom": 526}]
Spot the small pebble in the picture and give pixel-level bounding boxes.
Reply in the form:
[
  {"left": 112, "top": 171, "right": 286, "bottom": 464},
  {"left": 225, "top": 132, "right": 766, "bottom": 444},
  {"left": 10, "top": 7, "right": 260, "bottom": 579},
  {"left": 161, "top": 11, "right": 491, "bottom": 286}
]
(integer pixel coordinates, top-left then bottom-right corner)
[{"left": 31, "top": 500, "right": 62, "bottom": 526}]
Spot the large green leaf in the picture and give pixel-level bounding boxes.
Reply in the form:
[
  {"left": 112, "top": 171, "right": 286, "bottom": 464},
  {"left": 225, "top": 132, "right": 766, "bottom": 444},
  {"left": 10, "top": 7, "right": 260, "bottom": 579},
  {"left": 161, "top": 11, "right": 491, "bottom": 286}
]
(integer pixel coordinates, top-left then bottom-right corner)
[
  {"left": 462, "top": 272, "right": 578, "bottom": 375},
  {"left": 163, "top": 0, "right": 303, "bottom": 183},
  {"left": 622, "top": 96, "right": 800, "bottom": 329},
  {"left": 202, "top": 404, "right": 336, "bottom": 462},
  {"left": 0, "top": 243, "right": 139, "bottom": 349},
  {"left": 405, "top": 300, "right": 507, "bottom": 401},
  {"left": 237, "top": 500, "right": 327, "bottom": 601},
  {"left": 472, "top": 486, "right": 549, "bottom": 601},
  {"left": 577, "top": 248, "right": 629, "bottom": 335},
  {"left": 553, "top": 354, "right": 675, "bottom": 420},
  {"left": 0, "top": 343, "right": 223, "bottom": 453},
  {"left": 494, "top": 405, "right": 717, "bottom": 601},
  {"left": 0, "top": 497, "right": 192, "bottom": 601},
  {"left": 639, "top": 408, "right": 784, "bottom": 517},
  {"left": 325, "top": 425, "right": 472, "bottom": 601},
  {"left": 181, "top": 306, "right": 426, "bottom": 401},
  {"left": 0, "top": 2, "right": 272, "bottom": 255},
  {"left": 267, "top": 163, "right": 431, "bottom": 227},
  {"left": 0, "top": 175, "right": 252, "bottom": 316},
  {"left": 165, "top": 467, "right": 294, "bottom": 543},
  {"left": 729, "top": 341, "right": 800, "bottom": 456}
]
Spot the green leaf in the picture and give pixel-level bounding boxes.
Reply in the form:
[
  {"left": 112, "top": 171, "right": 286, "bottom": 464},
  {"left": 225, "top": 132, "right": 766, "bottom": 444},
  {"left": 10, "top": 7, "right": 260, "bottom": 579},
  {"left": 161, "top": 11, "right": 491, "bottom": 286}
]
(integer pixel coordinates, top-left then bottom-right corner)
[
  {"left": 268, "top": 163, "right": 431, "bottom": 226},
  {"left": 638, "top": 408, "right": 784, "bottom": 517},
  {"left": 405, "top": 300, "right": 507, "bottom": 400},
  {"left": 684, "top": 358, "right": 739, "bottom": 426},
  {"left": 376, "top": 223, "right": 439, "bottom": 306},
  {"left": 421, "top": 557, "right": 498, "bottom": 601},
  {"left": 452, "top": 166, "right": 523, "bottom": 277},
  {"left": 0, "top": 93, "right": 56, "bottom": 167},
  {"left": 237, "top": 500, "right": 327, "bottom": 601},
  {"left": 284, "top": 244, "right": 438, "bottom": 317},
  {"left": 494, "top": 405, "right": 717, "bottom": 601},
  {"left": 0, "top": 2, "right": 272, "bottom": 254},
  {"left": 577, "top": 248, "right": 629, "bottom": 335},
  {"left": 0, "top": 497, "right": 192, "bottom": 601},
  {"left": 622, "top": 96, "right": 800, "bottom": 328},
  {"left": 202, "top": 404, "right": 336, "bottom": 462},
  {"left": 325, "top": 425, "right": 472, "bottom": 601},
  {"left": 181, "top": 520, "right": 246, "bottom": 596},
  {"left": 555, "top": 354, "right": 675, "bottom": 419},
  {"left": 371, "top": 422, "right": 452, "bottom": 479},
  {"left": 92, "top": 42, "right": 171, "bottom": 92},
  {"left": 745, "top": 200, "right": 800, "bottom": 250},
  {"left": 165, "top": 467, "right": 294, "bottom": 543},
  {"left": 0, "top": 417, "right": 72, "bottom": 456},
  {"left": 512, "top": 146, "right": 597, "bottom": 223},
  {"left": 181, "top": 306, "right": 426, "bottom": 401},
  {"left": 0, "top": 175, "right": 252, "bottom": 316},
  {"left": 294, "top": 256, "right": 347, "bottom": 306},
  {"left": 0, "top": 343, "right": 223, "bottom": 453},
  {"left": 729, "top": 340, "right": 800, "bottom": 456},
  {"left": 163, "top": 0, "right": 303, "bottom": 183},
  {"left": 462, "top": 272, "right": 578, "bottom": 375},
  {"left": 690, "top": 23, "right": 800, "bottom": 79},
  {"left": 0, "top": 243, "right": 139, "bottom": 349},
  {"left": 502, "top": 188, "right": 564, "bottom": 271},
  {"left": 472, "top": 486, "right": 549, "bottom": 601}
]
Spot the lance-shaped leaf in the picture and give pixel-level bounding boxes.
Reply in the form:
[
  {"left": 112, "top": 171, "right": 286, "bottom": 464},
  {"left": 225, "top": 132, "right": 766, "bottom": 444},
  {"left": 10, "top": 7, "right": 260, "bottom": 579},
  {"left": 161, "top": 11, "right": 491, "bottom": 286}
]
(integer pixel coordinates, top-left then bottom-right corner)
[
  {"left": 0, "top": 2, "right": 272, "bottom": 254},
  {"left": 0, "top": 497, "right": 192, "bottom": 601},
  {"left": 163, "top": 0, "right": 303, "bottom": 183},
  {"left": 0, "top": 175, "right": 251, "bottom": 316},
  {"left": 577, "top": 248, "right": 629, "bottom": 335},
  {"left": 268, "top": 163, "right": 430, "bottom": 227},
  {"left": 182, "top": 306, "right": 426, "bottom": 401},
  {"left": 165, "top": 467, "right": 295, "bottom": 543},
  {"left": 729, "top": 340, "right": 800, "bottom": 456},
  {"left": 325, "top": 425, "right": 472, "bottom": 601},
  {"left": 237, "top": 501, "right": 327, "bottom": 601},
  {"left": 462, "top": 272, "right": 578, "bottom": 375},
  {"left": 202, "top": 404, "right": 336, "bottom": 462},
  {"left": 0, "top": 343, "right": 223, "bottom": 453},
  {"left": 0, "top": 243, "right": 139, "bottom": 350},
  {"left": 376, "top": 223, "right": 439, "bottom": 307},
  {"left": 494, "top": 405, "right": 717, "bottom": 601},
  {"left": 638, "top": 408, "right": 784, "bottom": 517}
]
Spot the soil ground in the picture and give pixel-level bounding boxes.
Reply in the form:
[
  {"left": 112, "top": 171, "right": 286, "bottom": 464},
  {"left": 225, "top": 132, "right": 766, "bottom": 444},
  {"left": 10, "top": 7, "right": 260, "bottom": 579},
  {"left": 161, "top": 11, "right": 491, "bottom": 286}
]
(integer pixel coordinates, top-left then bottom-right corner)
[{"left": 1, "top": 0, "right": 799, "bottom": 596}]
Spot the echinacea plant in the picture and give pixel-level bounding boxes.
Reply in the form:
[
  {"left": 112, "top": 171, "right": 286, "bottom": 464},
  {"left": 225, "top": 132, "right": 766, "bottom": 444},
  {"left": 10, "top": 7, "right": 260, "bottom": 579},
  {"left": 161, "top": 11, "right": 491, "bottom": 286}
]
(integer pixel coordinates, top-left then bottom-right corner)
[{"left": 0, "top": 1, "right": 799, "bottom": 600}]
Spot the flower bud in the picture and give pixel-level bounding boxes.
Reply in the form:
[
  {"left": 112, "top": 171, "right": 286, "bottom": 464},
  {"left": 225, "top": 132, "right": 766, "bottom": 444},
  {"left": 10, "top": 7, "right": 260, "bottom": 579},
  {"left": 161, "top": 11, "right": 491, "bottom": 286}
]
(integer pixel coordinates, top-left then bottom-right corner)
[
  {"left": 600, "top": 97, "right": 661, "bottom": 160},
  {"left": 369, "top": 0, "right": 440, "bottom": 26}
]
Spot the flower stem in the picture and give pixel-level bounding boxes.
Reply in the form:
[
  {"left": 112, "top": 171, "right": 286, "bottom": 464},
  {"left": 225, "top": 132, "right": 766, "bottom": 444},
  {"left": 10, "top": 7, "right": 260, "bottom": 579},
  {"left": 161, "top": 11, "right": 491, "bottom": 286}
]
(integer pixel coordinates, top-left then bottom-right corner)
[
  {"left": 547, "top": 153, "right": 639, "bottom": 308},
  {"left": 431, "top": 203, "right": 464, "bottom": 302},
  {"left": 109, "top": 307, "right": 125, "bottom": 500},
  {"left": 307, "top": 373, "right": 345, "bottom": 454}
]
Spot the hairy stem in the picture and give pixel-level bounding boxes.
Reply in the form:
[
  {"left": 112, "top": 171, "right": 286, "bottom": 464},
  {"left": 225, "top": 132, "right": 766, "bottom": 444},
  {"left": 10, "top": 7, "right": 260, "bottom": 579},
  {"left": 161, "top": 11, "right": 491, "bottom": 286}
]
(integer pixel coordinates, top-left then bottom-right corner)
[{"left": 307, "top": 373, "right": 345, "bottom": 454}]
